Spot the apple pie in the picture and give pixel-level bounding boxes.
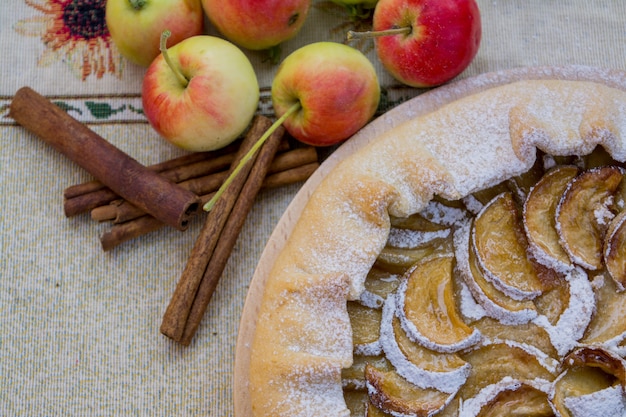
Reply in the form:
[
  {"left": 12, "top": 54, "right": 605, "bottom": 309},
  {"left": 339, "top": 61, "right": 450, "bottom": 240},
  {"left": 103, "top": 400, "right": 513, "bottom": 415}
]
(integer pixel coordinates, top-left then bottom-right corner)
[{"left": 239, "top": 67, "right": 626, "bottom": 417}]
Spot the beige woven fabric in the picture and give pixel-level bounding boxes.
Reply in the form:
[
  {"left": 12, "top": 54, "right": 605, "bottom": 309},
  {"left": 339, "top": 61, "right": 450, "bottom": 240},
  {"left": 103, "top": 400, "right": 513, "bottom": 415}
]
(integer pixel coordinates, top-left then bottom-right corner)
[{"left": 1, "top": 0, "right": 626, "bottom": 415}]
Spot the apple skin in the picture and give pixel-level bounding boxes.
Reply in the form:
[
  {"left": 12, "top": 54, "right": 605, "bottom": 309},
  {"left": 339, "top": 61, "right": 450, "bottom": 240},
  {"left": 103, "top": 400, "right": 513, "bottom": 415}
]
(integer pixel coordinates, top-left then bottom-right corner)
[
  {"left": 201, "top": 0, "right": 311, "bottom": 51},
  {"left": 142, "top": 36, "right": 260, "bottom": 152},
  {"left": 373, "top": 0, "right": 481, "bottom": 87},
  {"left": 271, "top": 42, "right": 380, "bottom": 147},
  {"left": 105, "top": 0, "right": 204, "bottom": 67}
]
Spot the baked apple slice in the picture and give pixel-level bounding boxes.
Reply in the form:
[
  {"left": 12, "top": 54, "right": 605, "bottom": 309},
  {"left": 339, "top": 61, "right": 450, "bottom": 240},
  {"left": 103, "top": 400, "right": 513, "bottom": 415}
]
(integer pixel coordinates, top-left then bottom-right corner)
[
  {"left": 582, "top": 273, "right": 626, "bottom": 348},
  {"left": 387, "top": 205, "right": 456, "bottom": 249},
  {"left": 459, "top": 342, "right": 558, "bottom": 401},
  {"left": 459, "top": 379, "right": 553, "bottom": 417},
  {"left": 604, "top": 210, "right": 626, "bottom": 291},
  {"left": 348, "top": 301, "right": 383, "bottom": 356},
  {"left": 555, "top": 166, "right": 624, "bottom": 270},
  {"left": 549, "top": 347, "right": 626, "bottom": 417},
  {"left": 564, "top": 347, "right": 626, "bottom": 387},
  {"left": 342, "top": 354, "right": 391, "bottom": 390},
  {"left": 454, "top": 221, "right": 538, "bottom": 325},
  {"left": 473, "top": 192, "right": 546, "bottom": 300},
  {"left": 390, "top": 201, "right": 466, "bottom": 231},
  {"left": 343, "top": 389, "right": 368, "bottom": 415},
  {"left": 365, "top": 364, "right": 455, "bottom": 417},
  {"left": 386, "top": 227, "right": 452, "bottom": 251},
  {"left": 396, "top": 255, "right": 481, "bottom": 353},
  {"left": 505, "top": 154, "right": 547, "bottom": 203},
  {"left": 473, "top": 316, "right": 558, "bottom": 361},
  {"left": 379, "top": 293, "right": 470, "bottom": 394},
  {"left": 523, "top": 165, "right": 579, "bottom": 272},
  {"left": 359, "top": 267, "right": 401, "bottom": 309},
  {"left": 375, "top": 238, "right": 454, "bottom": 274},
  {"left": 365, "top": 400, "right": 394, "bottom": 417}
]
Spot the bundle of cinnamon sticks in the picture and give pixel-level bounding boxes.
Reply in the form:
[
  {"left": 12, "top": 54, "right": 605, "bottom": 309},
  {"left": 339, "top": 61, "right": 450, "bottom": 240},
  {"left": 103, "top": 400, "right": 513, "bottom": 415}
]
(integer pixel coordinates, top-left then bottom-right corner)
[
  {"left": 10, "top": 87, "right": 320, "bottom": 346},
  {"left": 63, "top": 125, "right": 319, "bottom": 251}
]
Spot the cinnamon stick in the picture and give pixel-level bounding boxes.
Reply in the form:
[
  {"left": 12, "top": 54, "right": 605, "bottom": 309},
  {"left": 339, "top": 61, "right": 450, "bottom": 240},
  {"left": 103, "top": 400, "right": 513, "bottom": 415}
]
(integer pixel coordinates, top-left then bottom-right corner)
[
  {"left": 64, "top": 140, "right": 290, "bottom": 216},
  {"left": 98, "top": 163, "right": 318, "bottom": 250},
  {"left": 64, "top": 152, "right": 235, "bottom": 216},
  {"left": 160, "top": 115, "right": 280, "bottom": 342},
  {"left": 100, "top": 215, "right": 165, "bottom": 250},
  {"left": 63, "top": 142, "right": 239, "bottom": 199},
  {"left": 91, "top": 172, "right": 228, "bottom": 224},
  {"left": 92, "top": 147, "right": 319, "bottom": 224},
  {"left": 177, "top": 117, "right": 286, "bottom": 346},
  {"left": 10, "top": 86, "right": 200, "bottom": 230}
]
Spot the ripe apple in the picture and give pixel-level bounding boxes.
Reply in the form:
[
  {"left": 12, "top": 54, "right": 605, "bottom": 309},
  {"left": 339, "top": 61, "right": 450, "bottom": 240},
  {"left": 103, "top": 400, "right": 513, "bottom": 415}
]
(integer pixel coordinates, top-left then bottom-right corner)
[
  {"left": 142, "top": 32, "right": 260, "bottom": 152},
  {"left": 201, "top": 0, "right": 311, "bottom": 53},
  {"left": 105, "top": 0, "right": 204, "bottom": 67},
  {"left": 272, "top": 41, "right": 380, "bottom": 147},
  {"left": 204, "top": 41, "right": 380, "bottom": 211},
  {"left": 349, "top": 0, "right": 481, "bottom": 87}
]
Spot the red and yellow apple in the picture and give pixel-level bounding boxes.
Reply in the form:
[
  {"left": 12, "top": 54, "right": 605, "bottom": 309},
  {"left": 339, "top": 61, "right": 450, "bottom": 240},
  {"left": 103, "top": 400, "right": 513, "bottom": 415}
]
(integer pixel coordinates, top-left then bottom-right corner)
[
  {"left": 271, "top": 41, "right": 380, "bottom": 147},
  {"left": 105, "top": 0, "right": 204, "bottom": 67},
  {"left": 201, "top": 0, "right": 311, "bottom": 52},
  {"left": 204, "top": 41, "right": 379, "bottom": 211},
  {"left": 350, "top": 0, "right": 481, "bottom": 87},
  {"left": 142, "top": 33, "right": 260, "bottom": 152}
]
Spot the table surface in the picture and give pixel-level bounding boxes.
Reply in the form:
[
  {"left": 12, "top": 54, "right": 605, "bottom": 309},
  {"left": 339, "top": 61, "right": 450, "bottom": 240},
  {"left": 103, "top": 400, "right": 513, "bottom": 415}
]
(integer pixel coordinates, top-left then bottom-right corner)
[{"left": 2, "top": 1, "right": 626, "bottom": 415}]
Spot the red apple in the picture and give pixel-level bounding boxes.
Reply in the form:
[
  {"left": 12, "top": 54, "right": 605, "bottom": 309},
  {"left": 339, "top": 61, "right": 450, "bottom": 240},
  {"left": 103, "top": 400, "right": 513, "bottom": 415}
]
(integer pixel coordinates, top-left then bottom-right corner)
[
  {"left": 142, "top": 33, "right": 260, "bottom": 152},
  {"left": 271, "top": 41, "right": 380, "bottom": 146},
  {"left": 106, "top": 0, "right": 204, "bottom": 67},
  {"left": 350, "top": 0, "right": 481, "bottom": 87},
  {"left": 201, "top": 0, "right": 311, "bottom": 53}
]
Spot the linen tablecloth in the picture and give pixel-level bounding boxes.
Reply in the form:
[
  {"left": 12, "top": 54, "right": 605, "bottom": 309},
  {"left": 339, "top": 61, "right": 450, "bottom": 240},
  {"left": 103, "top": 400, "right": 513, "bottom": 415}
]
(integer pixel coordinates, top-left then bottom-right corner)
[{"left": 2, "top": 1, "right": 626, "bottom": 415}]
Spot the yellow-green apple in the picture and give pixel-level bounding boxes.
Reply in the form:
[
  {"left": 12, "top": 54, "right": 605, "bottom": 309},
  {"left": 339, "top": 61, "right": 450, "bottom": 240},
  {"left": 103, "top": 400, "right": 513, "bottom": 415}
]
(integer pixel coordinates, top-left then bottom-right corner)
[
  {"left": 272, "top": 41, "right": 380, "bottom": 146},
  {"left": 349, "top": 0, "right": 481, "bottom": 87},
  {"left": 204, "top": 41, "right": 380, "bottom": 211},
  {"left": 201, "top": 0, "right": 311, "bottom": 54},
  {"left": 142, "top": 33, "right": 260, "bottom": 152},
  {"left": 106, "top": 0, "right": 204, "bottom": 67}
]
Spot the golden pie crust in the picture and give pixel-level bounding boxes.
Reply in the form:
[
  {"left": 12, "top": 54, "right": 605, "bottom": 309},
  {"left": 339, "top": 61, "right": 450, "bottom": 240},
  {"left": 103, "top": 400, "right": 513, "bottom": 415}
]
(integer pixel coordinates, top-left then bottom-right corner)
[{"left": 236, "top": 66, "right": 626, "bottom": 417}]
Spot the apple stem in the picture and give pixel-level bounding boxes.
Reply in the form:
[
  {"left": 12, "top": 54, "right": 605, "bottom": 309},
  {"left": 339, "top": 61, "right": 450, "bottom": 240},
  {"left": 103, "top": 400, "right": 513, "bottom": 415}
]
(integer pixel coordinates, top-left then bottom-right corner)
[
  {"left": 347, "top": 26, "right": 412, "bottom": 41},
  {"left": 160, "top": 30, "right": 189, "bottom": 88},
  {"left": 203, "top": 102, "right": 302, "bottom": 212}
]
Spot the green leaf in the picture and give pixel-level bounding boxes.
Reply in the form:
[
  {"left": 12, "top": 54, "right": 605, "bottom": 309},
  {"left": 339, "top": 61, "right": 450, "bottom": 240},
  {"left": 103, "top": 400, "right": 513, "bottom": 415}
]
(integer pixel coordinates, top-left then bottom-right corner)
[
  {"left": 53, "top": 101, "right": 82, "bottom": 115},
  {"left": 85, "top": 102, "right": 127, "bottom": 119}
]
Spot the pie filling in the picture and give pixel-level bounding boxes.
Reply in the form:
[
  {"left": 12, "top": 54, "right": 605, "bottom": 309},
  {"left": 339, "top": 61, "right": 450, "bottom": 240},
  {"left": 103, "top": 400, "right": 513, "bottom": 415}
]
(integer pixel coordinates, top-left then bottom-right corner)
[{"left": 342, "top": 146, "right": 626, "bottom": 417}]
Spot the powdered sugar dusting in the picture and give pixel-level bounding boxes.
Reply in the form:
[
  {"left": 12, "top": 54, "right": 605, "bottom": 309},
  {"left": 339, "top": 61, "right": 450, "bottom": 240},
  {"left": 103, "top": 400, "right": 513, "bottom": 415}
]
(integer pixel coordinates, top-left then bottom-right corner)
[
  {"left": 462, "top": 195, "right": 484, "bottom": 215},
  {"left": 273, "top": 364, "right": 351, "bottom": 417},
  {"left": 563, "top": 385, "right": 626, "bottom": 417},
  {"left": 531, "top": 267, "right": 595, "bottom": 356},
  {"left": 354, "top": 341, "right": 382, "bottom": 357},
  {"left": 458, "top": 280, "right": 486, "bottom": 322},
  {"left": 421, "top": 201, "right": 468, "bottom": 226},
  {"left": 387, "top": 228, "right": 451, "bottom": 249},
  {"left": 595, "top": 195, "right": 616, "bottom": 226}
]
